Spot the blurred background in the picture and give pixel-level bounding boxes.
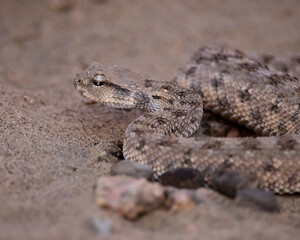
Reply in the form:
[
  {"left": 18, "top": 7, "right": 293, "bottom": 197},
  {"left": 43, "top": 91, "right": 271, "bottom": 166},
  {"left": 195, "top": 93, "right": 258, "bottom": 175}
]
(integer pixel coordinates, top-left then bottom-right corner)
[{"left": 1, "top": 0, "right": 299, "bottom": 90}]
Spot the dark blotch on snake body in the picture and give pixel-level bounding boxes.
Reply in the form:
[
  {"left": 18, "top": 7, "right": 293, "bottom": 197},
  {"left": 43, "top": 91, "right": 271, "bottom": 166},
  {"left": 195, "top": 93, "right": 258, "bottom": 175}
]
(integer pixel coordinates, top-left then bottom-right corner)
[
  {"left": 290, "top": 110, "right": 299, "bottom": 122},
  {"left": 277, "top": 136, "right": 298, "bottom": 150},
  {"left": 277, "top": 122, "right": 287, "bottom": 133},
  {"left": 134, "top": 91, "right": 150, "bottom": 103},
  {"left": 218, "top": 96, "right": 230, "bottom": 109},
  {"left": 172, "top": 110, "right": 187, "bottom": 118},
  {"left": 266, "top": 74, "right": 282, "bottom": 86},
  {"left": 168, "top": 99, "right": 174, "bottom": 105},
  {"left": 152, "top": 95, "right": 161, "bottom": 100},
  {"left": 211, "top": 77, "right": 224, "bottom": 89},
  {"left": 238, "top": 62, "right": 262, "bottom": 72},
  {"left": 201, "top": 140, "right": 222, "bottom": 150},
  {"left": 287, "top": 174, "right": 299, "bottom": 186},
  {"left": 144, "top": 79, "right": 154, "bottom": 88},
  {"left": 185, "top": 66, "right": 197, "bottom": 78},
  {"left": 252, "top": 109, "right": 263, "bottom": 123},
  {"left": 237, "top": 89, "right": 251, "bottom": 102},
  {"left": 161, "top": 84, "right": 173, "bottom": 91},
  {"left": 262, "top": 159, "right": 277, "bottom": 172},
  {"left": 110, "top": 83, "right": 131, "bottom": 96},
  {"left": 270, "top": 103, "right": 280, "bottom": 113},
  {"left": 241, "top": 139, "right": 262, "bottom": 150}
]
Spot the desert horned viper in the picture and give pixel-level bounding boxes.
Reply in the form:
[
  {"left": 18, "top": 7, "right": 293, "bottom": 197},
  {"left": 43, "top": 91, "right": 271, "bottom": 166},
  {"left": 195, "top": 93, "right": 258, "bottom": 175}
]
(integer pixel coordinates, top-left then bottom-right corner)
[{"left": 74, "top": 47, "right": 300, "bottom": 194}]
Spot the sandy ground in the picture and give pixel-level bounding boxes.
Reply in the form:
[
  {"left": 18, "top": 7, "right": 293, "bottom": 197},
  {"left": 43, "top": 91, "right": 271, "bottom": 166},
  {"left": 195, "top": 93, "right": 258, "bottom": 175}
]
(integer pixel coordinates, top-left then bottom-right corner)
[{"left": 1, "top": 0, "right": 300, "bottom": 239}]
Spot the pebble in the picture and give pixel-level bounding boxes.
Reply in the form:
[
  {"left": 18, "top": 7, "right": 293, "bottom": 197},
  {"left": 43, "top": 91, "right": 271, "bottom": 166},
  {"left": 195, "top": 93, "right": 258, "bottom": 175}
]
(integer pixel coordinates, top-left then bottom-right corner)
[
  {"left": 88, "top": 218, "right": 112, "bottom": 237},
  {"left": 95, "top": 174, "right": 280, "bottom": 219},
  {"left": 49, "top": 0, "right": 74, "bottom": 12},
  {"left": 23, "top": 95, "right": 35, "bottom": 104},
  {"left": 159, "top": 168, "right": 205, "bottom": 189},
  {"left": 164, "top": 188, "right": 197, "bottom": 211},
  {"left": 208, "top": 170, "right": 256, "bottom": 198},
  {"left": 226, "top": 127, "right": 240, "bottom": 138},
  {"left": 96, "top": 176, "right": 164, "bottom": 219},
  {"left": 235, "top": 189, "right": 280, "bottom": 212}
]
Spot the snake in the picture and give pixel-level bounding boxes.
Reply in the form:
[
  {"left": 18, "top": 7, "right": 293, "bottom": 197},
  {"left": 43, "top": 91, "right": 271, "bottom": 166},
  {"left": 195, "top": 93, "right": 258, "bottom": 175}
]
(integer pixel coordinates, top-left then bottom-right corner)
[{"left": 73, "top": 47, "right": 300, "bottom": 194}]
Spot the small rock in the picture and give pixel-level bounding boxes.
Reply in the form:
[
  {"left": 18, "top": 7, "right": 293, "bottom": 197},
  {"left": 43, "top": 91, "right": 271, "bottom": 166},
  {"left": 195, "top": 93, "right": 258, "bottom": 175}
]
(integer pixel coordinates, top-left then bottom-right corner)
[
  {"left": 164, "top": 188, "right": 196, "bottom": 211},
  {"left": 110, "top": 161, "right": 153, "bottom": 180},
  {"left": 23, "top": 95, "right": 35, "bottom": 104},
  {"left": 95, "top": 176, "right": 225, "bottom": 219},
  {"left": 84, "top": 100, "right": 97, "bottom": 105},
  {"left": 88, "top": 218, "right": 112, "bottom": 237},
  {"left": 159, "top": 168, "right": 204, "bottom": 189},
  {"left": 96, "top": 176, "right": 164, "bottom": 219},
  {"left": 49, "top": 0, "right": 74, "bottom": 12},
  {"left": 93, "top": 0, "right": 110, "bottom": 4},
  {"left": 226, "top": 127, "right": 240, "bottom": 138},
  {"left": 235, "top": 189, "right": 280, "bottom": 212},
  {"left": 208, "top": 170, "right": 256, "bottom": 198}
]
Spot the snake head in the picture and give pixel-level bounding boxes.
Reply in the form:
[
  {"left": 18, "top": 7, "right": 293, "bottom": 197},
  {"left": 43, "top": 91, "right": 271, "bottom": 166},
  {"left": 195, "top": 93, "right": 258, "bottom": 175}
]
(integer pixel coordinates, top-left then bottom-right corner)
[
  {"left": 74, "top": 62, "right": 137, "bottom": 109},
  {"left": 74, "top": 61, "right": 189, "bottom": 112}
]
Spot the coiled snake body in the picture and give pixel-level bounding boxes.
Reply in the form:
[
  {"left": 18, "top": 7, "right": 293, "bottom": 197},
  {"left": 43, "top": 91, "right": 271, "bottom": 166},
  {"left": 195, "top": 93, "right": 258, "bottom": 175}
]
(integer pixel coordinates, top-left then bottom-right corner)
[{"left": 74, "top": 47, "right": 300, "bottom": 194}]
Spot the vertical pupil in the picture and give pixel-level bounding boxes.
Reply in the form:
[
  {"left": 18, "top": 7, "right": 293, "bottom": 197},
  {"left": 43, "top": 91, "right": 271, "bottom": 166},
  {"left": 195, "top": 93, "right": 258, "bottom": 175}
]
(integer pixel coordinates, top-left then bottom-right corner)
[{"left": 93, "top": 75, "right": 105, "bottom": 86}]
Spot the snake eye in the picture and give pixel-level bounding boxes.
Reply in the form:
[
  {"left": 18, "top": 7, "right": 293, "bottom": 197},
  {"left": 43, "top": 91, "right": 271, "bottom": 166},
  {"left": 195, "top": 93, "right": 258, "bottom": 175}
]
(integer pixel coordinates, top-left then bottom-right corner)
[{"left": 92, "top": 74, "right": 106, "bottom": 86}]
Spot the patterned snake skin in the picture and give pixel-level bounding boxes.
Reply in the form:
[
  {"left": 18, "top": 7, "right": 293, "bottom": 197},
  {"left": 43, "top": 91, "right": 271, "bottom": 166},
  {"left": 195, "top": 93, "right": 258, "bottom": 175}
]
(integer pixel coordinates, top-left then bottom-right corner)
[{"left": 74, "top": 47, "right": 300, "bottom": 194}]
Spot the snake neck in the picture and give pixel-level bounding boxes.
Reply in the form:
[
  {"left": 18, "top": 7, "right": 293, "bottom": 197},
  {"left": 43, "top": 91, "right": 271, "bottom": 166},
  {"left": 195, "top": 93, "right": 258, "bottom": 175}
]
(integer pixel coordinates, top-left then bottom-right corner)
[{"left": 123, "top": 88, "right": 203, "bottom": 162}]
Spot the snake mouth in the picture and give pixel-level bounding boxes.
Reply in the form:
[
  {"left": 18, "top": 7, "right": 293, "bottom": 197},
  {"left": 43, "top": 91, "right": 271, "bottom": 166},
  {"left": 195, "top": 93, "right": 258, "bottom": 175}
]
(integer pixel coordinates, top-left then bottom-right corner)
[
  {"left": 74, "top": 83, "right": 98, "bottom": 102},
  {"left": 73, "top": 83, "right": 85, "bottom": 95}
]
